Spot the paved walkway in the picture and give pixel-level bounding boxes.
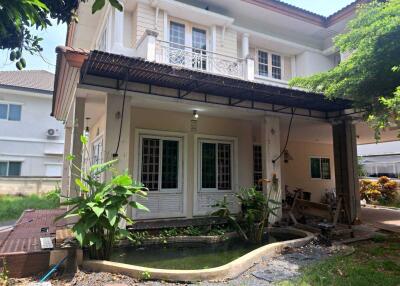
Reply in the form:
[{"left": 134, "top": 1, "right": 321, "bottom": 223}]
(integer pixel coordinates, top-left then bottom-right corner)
[{"left": 361, "top": 206, "right": 400, "bottom": 233}]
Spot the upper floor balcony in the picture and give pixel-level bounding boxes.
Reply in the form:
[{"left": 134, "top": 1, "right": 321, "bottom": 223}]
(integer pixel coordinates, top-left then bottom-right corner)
[
  {"left": 155, "top": 39, "right": 245, "bottom": 79},
  {"left": 136, "top": 30, "right": 256, "bottom": 82}
]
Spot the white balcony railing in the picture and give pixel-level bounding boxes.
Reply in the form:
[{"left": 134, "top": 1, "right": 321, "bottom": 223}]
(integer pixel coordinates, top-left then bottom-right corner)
[{"left": 155, "top": 40, "right": 245, "bottom": 79}]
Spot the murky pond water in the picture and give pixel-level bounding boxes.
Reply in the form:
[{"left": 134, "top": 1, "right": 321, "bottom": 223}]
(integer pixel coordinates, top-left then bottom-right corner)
[{"left": 110, "top": 232, "right": 302, "bottom": 270}]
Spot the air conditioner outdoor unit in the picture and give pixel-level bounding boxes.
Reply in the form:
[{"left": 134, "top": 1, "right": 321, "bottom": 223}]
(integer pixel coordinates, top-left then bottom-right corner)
[{"left": 47, "top": 128, "right": 60, "bottom": 138}]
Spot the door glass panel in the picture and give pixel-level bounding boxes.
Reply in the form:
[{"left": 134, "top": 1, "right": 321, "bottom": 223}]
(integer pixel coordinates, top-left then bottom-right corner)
[
  {"left": 162, "top": 140, "right": 179, "bottom": 189},
  {"left": 201, "top": 143, "right": 216, "bottom": 188},
  {"left": 253, "top": 145, "right": 262, "bottom": 190},
  {"left": 141, "top": 138, "right": 160, "bottom": 191},
  {"left": 169, "top": 22, "right": 185, "bottom": 65},
  {"left": 218, "top": 143, "right": 231, "bottom": 190},
  {"left": 192, "top": 28, "right": 207, "bottom": 70}
]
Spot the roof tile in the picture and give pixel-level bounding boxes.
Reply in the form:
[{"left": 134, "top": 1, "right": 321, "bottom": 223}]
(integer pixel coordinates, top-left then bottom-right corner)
[{"left": 0, "top": 70, "right": 54, "bottom": 92}]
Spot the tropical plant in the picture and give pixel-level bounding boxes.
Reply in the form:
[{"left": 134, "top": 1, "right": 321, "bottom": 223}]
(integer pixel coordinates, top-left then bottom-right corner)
[
  {"left": 58, "top": 136, "right": 149, "bottom": 260},
  {"left": 212, "top": 174, "right": 281, "bottom": 244},
  {"left": 289, "top": 0, "right": 400, "bottom": 138}
]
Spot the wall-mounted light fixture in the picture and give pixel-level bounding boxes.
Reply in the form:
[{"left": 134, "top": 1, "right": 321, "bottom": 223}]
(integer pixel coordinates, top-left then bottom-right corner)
[
  {"left": 84, "top": 117, "right": 91, "bottom": 137},
  {"left": 193, "top": 110, "right": 199, "bottom": 120}
]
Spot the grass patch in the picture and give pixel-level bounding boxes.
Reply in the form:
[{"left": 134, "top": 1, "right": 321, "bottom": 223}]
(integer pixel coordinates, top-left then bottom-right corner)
[
  {"left": 278, "top": 235, "right": 400, "bottom": 286},
  {"left": 0, "top": 191, "right": 59, "bottom": 223}
]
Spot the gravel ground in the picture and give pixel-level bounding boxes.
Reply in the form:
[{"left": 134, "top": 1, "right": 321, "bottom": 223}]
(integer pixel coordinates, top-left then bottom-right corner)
[{"left": 10, "top": 240, "right": 351, "bottom": 286}]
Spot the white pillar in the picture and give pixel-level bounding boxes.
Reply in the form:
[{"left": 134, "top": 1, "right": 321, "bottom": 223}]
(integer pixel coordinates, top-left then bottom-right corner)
[
  {"left": 136, "top": 30, "right": 159, "bottom": 61},
  {"left": 112, "top": 5, "right": 124, "bottom": 52},
  {"left": 68, "top": 97, "right": 85, "bottom": 198},
  {"left": 61, "top": 108, "right": 73, "bottom": 198},
  {"left": 332, "top": 120, "right": 361, "bottom": 223},
  {"left": 262, "top": 116, "right": 282, "bottom": 222},
  {"left": 163, "top": 10, "right": 169, "bottom": 41},
  {"left": 241, "top": 33, "right": 249, "bottom": 58},
  {"left": 244, "top": 57, "right": 255, "bottom": 81}
]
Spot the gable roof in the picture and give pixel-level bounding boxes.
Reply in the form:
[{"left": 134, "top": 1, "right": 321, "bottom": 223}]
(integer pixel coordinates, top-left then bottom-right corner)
[
  {"left": 0, "top": 70, "right": 54, "bottom": 93},
  {"left": 241, "top": 0, "right": 367, "bottom": 27}
]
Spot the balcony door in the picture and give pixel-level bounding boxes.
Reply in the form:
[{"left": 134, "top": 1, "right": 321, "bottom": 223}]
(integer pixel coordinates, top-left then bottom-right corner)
[
  {"left": 169, "top": 21, "right": 207, "bottom": 71},
  {"left": 169, "top": 22, "right": 185, "bottom": 65},
  {"left": 192, "top": 28, "right": 207, "bottom": 70}
]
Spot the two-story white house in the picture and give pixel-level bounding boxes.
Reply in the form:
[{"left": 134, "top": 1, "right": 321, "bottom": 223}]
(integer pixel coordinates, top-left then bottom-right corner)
[
  {"left": 53, "top": 0, "right": 398, "bottom": 223},
  {"left": 0, "top": 70, "right": 64, "bottom": 193}
]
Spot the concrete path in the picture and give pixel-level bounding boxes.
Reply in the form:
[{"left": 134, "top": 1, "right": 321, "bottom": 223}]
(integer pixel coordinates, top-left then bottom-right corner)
[{"left": 361, "top": 206, "right": 400, "bottom": 233}]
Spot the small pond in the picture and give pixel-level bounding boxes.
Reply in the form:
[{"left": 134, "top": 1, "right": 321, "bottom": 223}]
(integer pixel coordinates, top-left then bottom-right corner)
[{"left": 110, "top": 232, "right": 303, "bottom": 270}]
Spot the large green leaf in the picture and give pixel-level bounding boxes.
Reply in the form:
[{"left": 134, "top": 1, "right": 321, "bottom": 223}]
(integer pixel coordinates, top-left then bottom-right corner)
[
  {"left": 75, "top": 178, "right": 90, "bottom": 193},
  {"left": 129, "top": 201, "right": 150, "bottom": 212},
  {"left": 113, "top": 175, "right": 132, "bottom": 186},
  {"left": 92, "top": 0, "right": 106, "bottom": 14},
  {"left": 109, "top": 0, "right": 123, "bottom": 11},
  {"left": 105, "top": 207, "right": 118, "bottom": 226}
]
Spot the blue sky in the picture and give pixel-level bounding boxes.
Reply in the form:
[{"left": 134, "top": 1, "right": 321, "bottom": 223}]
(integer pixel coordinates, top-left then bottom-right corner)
[{"left": 0, "top": 1, "right": 354, "bottom": 73}]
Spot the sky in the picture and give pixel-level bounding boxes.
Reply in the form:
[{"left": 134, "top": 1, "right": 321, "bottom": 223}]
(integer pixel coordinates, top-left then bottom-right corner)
[{"left": 0, "top": 0, "right": 354, "bottom": 73}]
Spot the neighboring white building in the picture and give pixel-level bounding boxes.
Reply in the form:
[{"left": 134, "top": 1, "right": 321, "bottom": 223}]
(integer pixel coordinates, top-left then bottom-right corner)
[
  {"left": 358, "top": 141, "right": 400, "bottom": 179},
  {"left": 0, "top": 70, "right": 64, "bottom": 178}
]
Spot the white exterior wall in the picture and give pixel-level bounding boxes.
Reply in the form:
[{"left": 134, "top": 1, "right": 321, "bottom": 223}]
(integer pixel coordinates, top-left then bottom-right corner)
[
  {"left": 215, "top": 27, "right": 238, "bottom": 58},
  {"left": 0, "top": 88, "right": 64, "bottom": 177},
  {"left": 295, "top": 51, "right": 335, "bottom": 77}
]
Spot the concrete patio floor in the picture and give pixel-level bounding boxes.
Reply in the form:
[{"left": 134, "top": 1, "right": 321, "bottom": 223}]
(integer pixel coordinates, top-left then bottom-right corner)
[{"left": 361, "top": 205, "right": 400, "bottom": 233}]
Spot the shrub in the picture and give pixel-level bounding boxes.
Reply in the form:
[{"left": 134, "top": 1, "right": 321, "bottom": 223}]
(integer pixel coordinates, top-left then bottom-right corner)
[
  {"left": 360, "top": 176, "right": 398, "bottom": 204},
  {"left": 212, "top": 174, "right": 280, "bottom": 244},
  {"left": 58, "top": 136, "right": 149, "bottom": 260}
]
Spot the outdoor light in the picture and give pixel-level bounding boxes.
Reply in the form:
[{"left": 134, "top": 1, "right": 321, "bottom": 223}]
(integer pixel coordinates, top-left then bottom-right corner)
[
  {"left": 193, "top": 110, "right": 199, "bottom": 119},
  {"left": 84, "top": 117, "right": 90, "bottom": 137}
]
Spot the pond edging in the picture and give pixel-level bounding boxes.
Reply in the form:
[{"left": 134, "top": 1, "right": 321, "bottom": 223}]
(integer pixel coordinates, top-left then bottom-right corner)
[{"left": 82, "top": 228, "right": 315, "bottom": 282}]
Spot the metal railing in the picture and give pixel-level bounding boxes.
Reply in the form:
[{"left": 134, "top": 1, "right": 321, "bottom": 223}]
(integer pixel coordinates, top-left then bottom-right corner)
[{"left": 155, "top": 40, "right": 244, "bottom": 79}]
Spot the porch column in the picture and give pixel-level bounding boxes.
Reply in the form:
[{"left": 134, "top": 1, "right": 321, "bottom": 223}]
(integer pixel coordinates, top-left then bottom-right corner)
[
  {"left": 136, "top": 30, "right": 158, "bottom": 61},
  {"left": 262, "top": 116, "right": 282, "bottom": 221},
  {"left": 244, "top": 56, "right": 255, "bottom": 81},
  {"left": 332, "top": 119, "right": 361, "bottom": 223},
  {"left": 68, "top": 97, "right": 85, "bottom": 198},
  {"left": 61, "top": 108, "right": 73, "bottom": 198},
  {"left": 103, "top": 93, "right": 131, "bottom": 179},
  {"left": 241, "top": 33, "right": 249, "bottom": 58}
]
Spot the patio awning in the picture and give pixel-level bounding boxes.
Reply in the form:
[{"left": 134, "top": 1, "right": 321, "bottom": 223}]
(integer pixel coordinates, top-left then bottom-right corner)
[
  {"left": 53, "top": 48, "right": 354, "bottom": 120},
  {"left": 81, "top": 51, "right": 352, "bottom": 115}
]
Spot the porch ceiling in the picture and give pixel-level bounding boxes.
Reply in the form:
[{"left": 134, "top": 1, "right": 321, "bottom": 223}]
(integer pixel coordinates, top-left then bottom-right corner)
[{"left": 80, "top": 50, "right": 352, "bottom": 117}]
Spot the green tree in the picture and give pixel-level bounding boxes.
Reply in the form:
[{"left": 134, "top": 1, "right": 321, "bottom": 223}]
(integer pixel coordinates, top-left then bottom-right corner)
[
  {"left": 290, "top": 0, "right": 400, "bottom": 138},
  {"left": 0, "top": 0, "right": 122, "bottom": 70}
]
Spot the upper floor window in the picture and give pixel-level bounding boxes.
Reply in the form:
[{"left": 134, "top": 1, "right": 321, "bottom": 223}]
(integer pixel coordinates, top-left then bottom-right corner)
[
  {"left": 271, "top": 54, "right": 281, "bottom": 79},
  {"left": 0, "top": 161, "right": 22, "bottom": 176},
  {"left": 310, "top": 157, "right": 331, "bottom": 180},
  {"left": 258, "top": 51, "right": 268, "bottom": 77},
  {"left": 0, "top": 103, "right": 21, "bottom": 121},
  {"left": 192, "top": 28, "right": 207, "bottom": 70},
  {"left": 257, "top": 50, "right": 282, "bottom": 80},
  {"left": 170, "top": 22, "right": 185, "bottom": 47}
]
